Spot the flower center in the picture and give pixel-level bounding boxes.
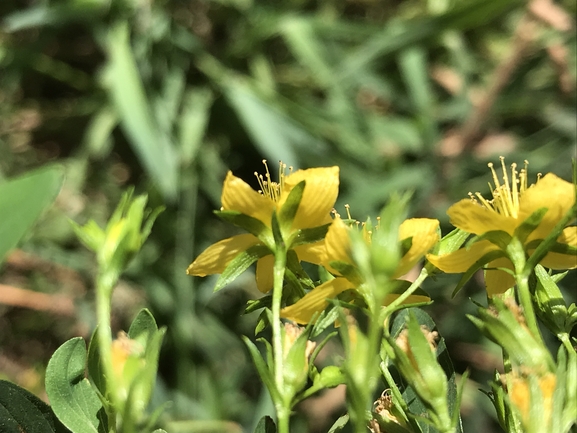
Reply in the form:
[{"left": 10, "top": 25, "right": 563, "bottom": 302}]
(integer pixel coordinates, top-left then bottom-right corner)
[
  {"left": 254, "top": 160, "right": 292, "bottom": 202},
  {"left": 470, "top": 157, "right": 538, "bottom": 219}
]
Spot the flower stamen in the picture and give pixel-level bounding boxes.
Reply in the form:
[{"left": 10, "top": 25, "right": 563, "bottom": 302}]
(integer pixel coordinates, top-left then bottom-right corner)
[{"left": 254, "top": 160, "right": 289, "bottom": 202}]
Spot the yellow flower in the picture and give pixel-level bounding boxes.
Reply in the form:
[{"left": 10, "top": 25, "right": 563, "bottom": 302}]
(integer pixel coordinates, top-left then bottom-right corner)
[
  {"left": 427, "top": 158, "right": 576, "bottom": 296},
  {"left": 281, "top": 216, "right": 439, "bottom": 324},
  {"left": 187, "top": 162, "right": 340, "bottom": 292}
]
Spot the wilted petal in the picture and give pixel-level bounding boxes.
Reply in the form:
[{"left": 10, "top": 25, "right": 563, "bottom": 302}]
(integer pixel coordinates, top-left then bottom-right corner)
[
  {"left": 221, "top": 171, "right": 276, "bottom": 227},
  {"left": 448, "top": 199, "right": 517, "bottom": 236},
  {"left": 256, "top": 254, "right": 275, "bottom": 293},
  {"left": 394, "top": 218, "right": 440, "bottom": 278},
  {"left": 282, "top": 166, "right": 339, "bottom": 230},
  {"left": 485, "top": 257, "right": 516, "bottom": 296},
  {"left": 426, "top": 240, "right": 501, "bottom": 273},
  {"left": 520, "top": 174, "right": 575, "bottom": 242},
  {"left": 281, "top": 277, "right": 353, "bottom": 324},
  {"left": 187, "top": 234, "right": 260, "bottom": 276}
]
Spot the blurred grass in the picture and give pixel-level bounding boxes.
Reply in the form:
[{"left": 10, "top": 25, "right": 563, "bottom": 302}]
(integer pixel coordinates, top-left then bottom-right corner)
[{"left": 0, "top": 0, "right": 576, "bottom": 431}]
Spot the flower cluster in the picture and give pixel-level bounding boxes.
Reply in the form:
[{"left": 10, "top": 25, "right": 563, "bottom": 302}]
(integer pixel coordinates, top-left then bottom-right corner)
[{"left": 186, "top": 158, "right": 576, "bottom": 433}]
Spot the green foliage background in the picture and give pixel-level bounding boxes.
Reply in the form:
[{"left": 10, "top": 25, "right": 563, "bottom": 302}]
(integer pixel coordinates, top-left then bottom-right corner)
[{"left": 0, "top": 0, "right": 575, "bottom": 431}]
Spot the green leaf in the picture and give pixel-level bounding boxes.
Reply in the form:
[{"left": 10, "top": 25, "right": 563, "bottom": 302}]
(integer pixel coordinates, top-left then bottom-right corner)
[
  {"left": 0, "top": 165, "right": 64, "bottom": 264},
  {"left": 0, "top": 380, "right": 70, "bottom": 433},
  {"left": 214, "top": 245, "right": 271, "bottom": 292},
  {"left": 278, "top": 180, "right": 305, "bottom": 232},
  {"left": 254, "top": 416, "right": 276, "bottom": 433},
  {"left": 128, "top": 308, "right": 159, "bottom": 343},
  {"left": 288, "top": 223, "right": 331, "bottom": 248},
  {"left": 100, "top": 22, "right": 178, "bottom": 201},
  {"left": 178, "top": 87, "right": 214, "bottom": 165},
  {"left": 242, "top": 337, "right": 279, "bottom": 402},
  {"left": 215, "top": 210, "right": 271, "bottom": 242},
  {"left": 45, "top": 337, "right": 108, "bottom": 433},
  {"left": 468, "top": 230, "right": 512, "bottom": 251}
]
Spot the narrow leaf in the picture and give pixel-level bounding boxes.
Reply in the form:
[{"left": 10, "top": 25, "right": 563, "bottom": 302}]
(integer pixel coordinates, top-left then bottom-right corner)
[{"left": 0, "top": 165, "right": 64, "bottom": 264}]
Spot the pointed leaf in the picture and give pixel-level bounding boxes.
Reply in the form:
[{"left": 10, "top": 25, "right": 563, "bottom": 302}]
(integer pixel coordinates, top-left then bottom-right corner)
[
  {"left": 0, "top": 165, "right": 64, "bottom": 264},
  {"left": 278, "top": 180, "right": 305, "bottom": 230},
  {"left": 215, "top": 210, "right": 271, "bottom": 241},
  {"left": 254, "top": 416, "right": 276, "bottom": 433},
  {"left": 214, "top": 245, "right": 271, "bottom": 292},
  {"left": 242, "top": 337, "right": 279, "bottom": 401}
]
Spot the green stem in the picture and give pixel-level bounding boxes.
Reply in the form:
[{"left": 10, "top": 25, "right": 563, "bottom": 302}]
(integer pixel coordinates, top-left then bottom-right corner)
[
  {"left": 381, "top": 268, "right": 429, "bottom": 318},
  {"left": 96, "top": 270, "right": 119, "bottom": 432},
  {"left": 271, "top": 248, "right": 290, "bottom": 433},
  {"left": 515, "top": 273, "right": 541, "bottom": 341}
]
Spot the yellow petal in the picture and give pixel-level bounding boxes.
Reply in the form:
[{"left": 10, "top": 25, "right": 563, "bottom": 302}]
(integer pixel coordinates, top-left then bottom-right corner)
[
  {"left": 448, "top": 199, "right": 518, "bottom": 236},
  {"left": 520, "top": 174, "right": 575, "bottom": 242},
  {"left": 537, "top": 226, "right": 577, "bottom": 270},
  {"left": 221, "top": 171, "right": 276, "bottom": 226},
  {"left": 280, "top": 277, "right": 353, "bottom": 324},
  {"left": 323, "top": 217, "right": 352, "bottom": 269},
  {"left": 256, "top": 254, "right": 275, "bottom": 293},
  {"left": 294, "top": 240, "right": 325, "bottom": 265},
  {"left": 187, "top": 234, "right": 260, "bottom": 276},
  {"left": 484, "top": 257, "right": 516, "bottom": 296},
  {"left": 394, "top": 218, "right": 440, "bottom": 278},
  {"left": 281, "top": 166, "right": 339, "bottom": 230},
  {"left": 426, "top": 240, "right": 500, "bottom": 273}
]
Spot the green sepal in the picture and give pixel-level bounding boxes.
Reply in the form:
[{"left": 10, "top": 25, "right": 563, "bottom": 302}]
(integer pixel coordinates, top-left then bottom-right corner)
[
  {"left": 288, "top": 223, "right": 331, "bottom": 248},
  {"left": 468, "top": 230, "right": 512, "bottom": 251},
  {"left": 533, "top": 265, "right": 571, "bottom": 336},
  {"left": 278, "top": 180, "right": 305, "bottom": 231},
  {"left": 214, "top": 210, "right": 272, "bottom": 246},
  {"left": 0, "top": 380, "right": 70, "bottom": 433},
  {"left": 328, "top": 260, "right": 363, "bottom": 286},
  {"left": 214, "top": 245, "right": 271, "bottom": 292},
  {"left": 242, "top": 337, "right": 279, "bottom": 402},
  {"left": 451, "top": 249, "right": 506, "bottom": 297},
  {"left": 514, "top": 207, "right": 548, "bottom": 244},
  {"left": 282, "top": 325, "right": 313, "bottom": 399}
]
